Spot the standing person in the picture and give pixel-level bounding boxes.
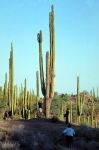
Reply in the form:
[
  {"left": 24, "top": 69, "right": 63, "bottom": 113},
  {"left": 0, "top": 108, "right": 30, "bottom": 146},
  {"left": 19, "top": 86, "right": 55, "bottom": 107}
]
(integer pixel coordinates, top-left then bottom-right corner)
[
  {"left": 63, "top": 123, "right": 75, "bottom": 147},
  {"left": 64, "top": 108, "right": 69, "bottom": 125}
]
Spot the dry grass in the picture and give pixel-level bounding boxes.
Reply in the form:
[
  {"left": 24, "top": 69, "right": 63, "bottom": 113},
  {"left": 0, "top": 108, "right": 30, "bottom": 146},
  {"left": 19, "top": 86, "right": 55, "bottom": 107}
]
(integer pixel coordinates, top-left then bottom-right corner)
[{"left": 0, "top": 119, "right": 99, "bottom": 150}]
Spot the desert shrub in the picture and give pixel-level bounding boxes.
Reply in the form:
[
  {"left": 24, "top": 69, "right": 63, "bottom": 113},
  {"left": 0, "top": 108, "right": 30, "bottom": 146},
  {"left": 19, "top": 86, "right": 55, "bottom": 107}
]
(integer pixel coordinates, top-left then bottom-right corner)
[
  {"left": 9, "top": 129, "right": 33, "bottom": 150},
  {"left": 50, "top": 116, "right": 59, "bottom": 123},
  {"left": 75, "top": 125, "right": 99, "bottom": 142},
  {"left": 0, "top": 141, "right": 20, "bottom": 150},
  {"left": 8, "top": 125, "right": 25, "bottom": 141},
  {"left": 33, "top": 132, "right": 54, "bottom": 150},
  {"left": 74, "top": 139, "right": 99, "bottom": 150},
  {"left": 0, "top": 132, "right": 6, "bottom": 142},
  {"left": 86, "top": 141, "right": 99, "bottom": 150}
]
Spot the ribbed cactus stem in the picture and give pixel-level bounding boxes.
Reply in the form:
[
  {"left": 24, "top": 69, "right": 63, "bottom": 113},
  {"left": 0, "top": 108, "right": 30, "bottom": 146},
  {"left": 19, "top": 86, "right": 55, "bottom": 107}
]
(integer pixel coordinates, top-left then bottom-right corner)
[
  {"left": 80, "top": 96, "right": 83, "bottom": 115},
  {"left": 93, "top": 88, "right": 95, "bottom": 102},
  {"left": 27, "top": 91, "right": 29, "bottom": 109},
  {"left": 24, "top": 78, "right": 27, "bottom": 110},
  {"left": 28, "top": 110, "right": 31, "bottom": 120},
  {"left": 70, "top": 100, "right": 72, "bottom": 123},
  {"left": 37, "top": 5, "right": 56, "bottom": 118},
  {"left": 49, "top": 12, "right": 52, "bottom": 70},
  {"left": 49, "top": 5, "right": 55, "bottom": 98},
  {"left": 46, "top": 52, "right": 50, "bottom": 118},
  {"left": 46, "top": 52, "right": 50, "bottom": 98},
  {"left": 37, "top": 31, "right": 46, "bottom": 97},
  {"left": 14, "top": 85, "right": 16, "bottom": 112},
  {"left": 83, "top": 113, "right": 86, "bottom": 123},
  {"left": 82, "top": 92, "right": 85, "bottom": 111},
  {"left": 16, "top": 85, "right": 18, "bottom": 107},
  {"left": 8, "top": 82, "right": 10, "bottom": 107},
  {"left": 91, "top": 97, "right": 94, "bottom": 127},
  {"left": 77, "top": 76, "right": 80, "bottom": 116},
  {"left": 29, "top": 90, "right": 32, "bottom": 110},
  {"left": 60, "top": 100, "right": 64, "bottom": 120},
  {"left": 9, "top": 43, "right": 14, "bottom": 115},
  {"left": 9, "top": 58, "right": 11, "bottom": 109},
  {"left": 51, "top": 5, "right": 55, "bottom": 98},
  {"left": 0, "top": 87, "right": 3, "bottom": 99},
  {"left": 4, "top": 72, "right": 8, "bottom": 99},
  {"left": 36, "top": 71, "right": 39, "bottom": 98},
  {"left": 36, "top": 71, "right": 39, "bottom": 110},
  {"left": 22, "top": 88, "right": 24, "bottom": 118}
]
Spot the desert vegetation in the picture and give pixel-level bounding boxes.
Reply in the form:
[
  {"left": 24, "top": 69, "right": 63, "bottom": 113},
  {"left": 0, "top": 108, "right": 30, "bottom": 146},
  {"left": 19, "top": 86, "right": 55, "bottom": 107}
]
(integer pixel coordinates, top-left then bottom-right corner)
[
  {"left": 0, "top": 4, "right": 99, "bottom": 150},
  {"left": 0, "top": 119, "right": 99, "bottom": 150}
]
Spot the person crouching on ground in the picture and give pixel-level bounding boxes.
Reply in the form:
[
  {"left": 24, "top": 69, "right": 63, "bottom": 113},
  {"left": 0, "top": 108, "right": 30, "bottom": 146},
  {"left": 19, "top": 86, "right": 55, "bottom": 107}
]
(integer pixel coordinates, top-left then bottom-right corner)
[{"left": 63, "top": 123, "right": 75, "bottom": 147}]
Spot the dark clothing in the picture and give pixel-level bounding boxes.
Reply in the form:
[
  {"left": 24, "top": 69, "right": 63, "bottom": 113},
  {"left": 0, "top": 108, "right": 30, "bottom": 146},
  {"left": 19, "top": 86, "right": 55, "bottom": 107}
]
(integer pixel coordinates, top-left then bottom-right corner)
[
  {"left": 38, "top": 102, "right": 43, "bottom": 108},
  {"left": 66, "top": 135, "right": 73, "bottom": 147},
  {"left": 64, "top": 109, "right": 69, "bottom": 125}
]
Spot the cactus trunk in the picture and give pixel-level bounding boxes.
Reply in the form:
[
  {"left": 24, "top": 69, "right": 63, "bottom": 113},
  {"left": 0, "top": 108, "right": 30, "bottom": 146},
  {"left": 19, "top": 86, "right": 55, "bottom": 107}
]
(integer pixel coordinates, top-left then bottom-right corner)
[
  {"left": 37, "top": 5, "right": 55, "bottom": 118},
  {"left": 77, "top": 76, "right": 80, "bottom": 117},
  {"left": 36, "top": 71, "right": 39, "bottom": 111},
  {"left": 9, "top": 43, "right": 14, "bottom": 115}
]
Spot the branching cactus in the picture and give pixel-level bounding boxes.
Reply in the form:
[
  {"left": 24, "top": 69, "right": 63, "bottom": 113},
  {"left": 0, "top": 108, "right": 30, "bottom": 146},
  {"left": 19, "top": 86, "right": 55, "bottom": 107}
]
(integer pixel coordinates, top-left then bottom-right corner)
[{"left": 37, "top": 5, "right": 55, "bottom": 118}]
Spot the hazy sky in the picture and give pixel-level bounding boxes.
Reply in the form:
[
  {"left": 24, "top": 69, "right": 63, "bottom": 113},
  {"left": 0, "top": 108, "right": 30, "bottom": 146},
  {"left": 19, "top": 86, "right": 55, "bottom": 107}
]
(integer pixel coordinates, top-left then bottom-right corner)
[{"left": 0, "top": 0, "right": 99, "bottom": 95}]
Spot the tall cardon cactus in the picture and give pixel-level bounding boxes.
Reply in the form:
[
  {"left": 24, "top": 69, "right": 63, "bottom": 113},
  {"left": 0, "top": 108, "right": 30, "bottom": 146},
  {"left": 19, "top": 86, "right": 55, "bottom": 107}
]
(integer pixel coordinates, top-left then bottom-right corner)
[
  {"left": 76, "top": 76, "right": 80, "bottom": 123},
  {"left": 9, "top": 43, "right": 14, "bottom": 115},
  {"left": 77, "top": 76, "right": 80, "bottom": 115},
  {"left": 37, "top": 5, "right": 55, "bottom": 118}
]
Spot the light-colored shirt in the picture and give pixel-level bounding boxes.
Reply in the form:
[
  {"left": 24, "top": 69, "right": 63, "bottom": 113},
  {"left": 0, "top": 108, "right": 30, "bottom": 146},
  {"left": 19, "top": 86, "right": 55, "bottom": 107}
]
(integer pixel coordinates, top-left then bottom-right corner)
[{"left": 63, "top": 127, "right": 75, "bottom": 137}]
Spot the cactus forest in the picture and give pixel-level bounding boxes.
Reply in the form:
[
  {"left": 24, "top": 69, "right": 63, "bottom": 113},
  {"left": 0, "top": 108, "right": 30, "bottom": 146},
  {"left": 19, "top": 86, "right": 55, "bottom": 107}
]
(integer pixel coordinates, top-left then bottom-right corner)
[{"left": 0, "top": 5, "right": 99, "bottom": 129}]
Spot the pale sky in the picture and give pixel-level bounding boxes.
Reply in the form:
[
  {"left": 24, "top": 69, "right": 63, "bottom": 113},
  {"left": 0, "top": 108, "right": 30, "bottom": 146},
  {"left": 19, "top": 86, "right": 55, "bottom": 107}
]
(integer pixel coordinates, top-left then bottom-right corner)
[{"left": 0, "top": 0, "right": 99, "bottom": 95}]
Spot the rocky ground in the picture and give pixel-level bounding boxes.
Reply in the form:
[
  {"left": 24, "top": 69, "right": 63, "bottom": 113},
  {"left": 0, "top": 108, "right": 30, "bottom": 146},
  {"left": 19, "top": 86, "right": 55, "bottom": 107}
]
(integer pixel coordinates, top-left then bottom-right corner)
[{"left": 0, "top": 118, "right": 99, "bottom": 150}]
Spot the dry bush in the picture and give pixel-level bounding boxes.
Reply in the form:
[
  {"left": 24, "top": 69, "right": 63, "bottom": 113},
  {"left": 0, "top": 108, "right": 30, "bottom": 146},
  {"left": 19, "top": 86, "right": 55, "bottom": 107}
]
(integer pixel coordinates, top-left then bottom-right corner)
[
  {"left": 75, "top": 125, "right": 99, "bottom": 141},
  {"left": 0, "top": 132, "right": 6, "bottom": 142},
  {"left": 73, "top": 125, "right": 99, "bottom": 150},
  {"left": 0, "top": 141, "right": 20, "bottom": 150},
  {"left": 0, "top": 121, "right": 99, "bottom": 150}
]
